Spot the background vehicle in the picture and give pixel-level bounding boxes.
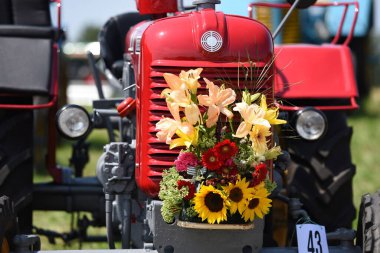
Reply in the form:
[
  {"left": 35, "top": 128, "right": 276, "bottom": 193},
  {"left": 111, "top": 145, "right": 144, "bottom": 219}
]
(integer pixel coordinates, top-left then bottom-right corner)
[{"left": 1, "top": 0, "right": 379, "bottom": 252}]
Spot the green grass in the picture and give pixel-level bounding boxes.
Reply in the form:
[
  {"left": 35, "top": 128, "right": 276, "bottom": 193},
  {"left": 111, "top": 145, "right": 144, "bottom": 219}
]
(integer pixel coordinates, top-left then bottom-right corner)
[
  {"left": 33, "top": 89, "right": 380, "bottom": 250},
  {"left": 350, "top": 89, "right": 380, "bottom": 212},
  {"left": 33, "top": 129, "right": 112, "bottom": 250}
]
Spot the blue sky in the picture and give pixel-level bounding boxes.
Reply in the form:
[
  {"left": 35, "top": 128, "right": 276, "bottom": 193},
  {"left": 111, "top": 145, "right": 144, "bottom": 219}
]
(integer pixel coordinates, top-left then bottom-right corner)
[
  {"left": 60, "top": 0, "right": 137, "bottom": 41},
  {"left": 61, "top": 0, "right": 379, "bottom": 42},
  {"left": 60, "top": 0, "right": 261, "bottom": 41}
]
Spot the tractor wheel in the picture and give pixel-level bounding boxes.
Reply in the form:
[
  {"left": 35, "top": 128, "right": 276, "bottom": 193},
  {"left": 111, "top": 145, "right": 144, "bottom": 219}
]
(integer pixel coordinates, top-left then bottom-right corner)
[
  {"left": 286, "top": 111, "right": 356, "bottom": 232},
  {"left": 356, "top": 190, "right": 380, "bottom": 252},
  {"left": 0, "top": 105, "right": 34, "bottom": 233},
  {"left": 0, "top": 196, "right": 18, "bottom": 253}
]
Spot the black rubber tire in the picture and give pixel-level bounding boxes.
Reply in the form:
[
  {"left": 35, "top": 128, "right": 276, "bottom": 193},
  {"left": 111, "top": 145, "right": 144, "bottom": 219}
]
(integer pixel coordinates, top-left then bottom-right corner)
[
  {"left": 356, "top": 190, "right": 380, "bottom": 252},
  {"left": 286, "top": 111, "right": 356, "bottom": 232},
  {"left": 0, "top": 104, "right": 34, "bottom": 234},
  {"left": 0, "top": 196, "right": 18, "bottom": 252}
]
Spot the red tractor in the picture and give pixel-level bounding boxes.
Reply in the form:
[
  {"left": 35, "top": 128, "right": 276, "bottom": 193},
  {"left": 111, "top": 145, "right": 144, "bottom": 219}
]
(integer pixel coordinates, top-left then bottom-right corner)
[{"left": 1, "top": 0, "right": 379, "bottom": 252}]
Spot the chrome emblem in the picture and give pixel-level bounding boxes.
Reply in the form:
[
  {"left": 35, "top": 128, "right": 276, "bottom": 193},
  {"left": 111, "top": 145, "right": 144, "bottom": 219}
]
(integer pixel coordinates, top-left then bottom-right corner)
[{"left": 201, "top": 31, "right": 223, "bottom": 52}]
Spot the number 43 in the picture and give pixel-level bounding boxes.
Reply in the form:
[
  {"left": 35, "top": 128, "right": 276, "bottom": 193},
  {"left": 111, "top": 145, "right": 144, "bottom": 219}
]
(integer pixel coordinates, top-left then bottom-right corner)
[
  {"left": 296, "top": 224, "right": 328, "bottom": 253},
  {"left": 308, "top": 230, "right": 323, "bottom": 253}
]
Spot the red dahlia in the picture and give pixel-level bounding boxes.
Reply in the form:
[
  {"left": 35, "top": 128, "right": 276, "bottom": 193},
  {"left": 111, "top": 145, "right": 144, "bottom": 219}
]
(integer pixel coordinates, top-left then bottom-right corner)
[
  {"left": 201, "top": 148, "right": 222, "bottom": 171},
  {"left": 177, "top": 180, "right": 196, "bottom": 200},
  {"left": 214, "top": 139, "right": 238, "bottom": 161},
  {"left": 252, "top": 163, "right": 268, "bottom": 186}
]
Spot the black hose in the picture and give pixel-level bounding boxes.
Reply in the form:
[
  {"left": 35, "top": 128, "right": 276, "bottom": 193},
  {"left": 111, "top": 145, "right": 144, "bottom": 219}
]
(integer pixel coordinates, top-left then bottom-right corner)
[
  {"left": 105, "top": 193, "right": 115, "bottom": 249},
  {"left": 118, "top": 195, "right": 132, "bottom": 249}
]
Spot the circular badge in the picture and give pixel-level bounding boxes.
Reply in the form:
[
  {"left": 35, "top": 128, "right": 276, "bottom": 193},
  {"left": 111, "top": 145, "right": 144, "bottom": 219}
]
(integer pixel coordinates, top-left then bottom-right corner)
[{"left": 201, "top": 31, "right": 223, "bottom": 53}]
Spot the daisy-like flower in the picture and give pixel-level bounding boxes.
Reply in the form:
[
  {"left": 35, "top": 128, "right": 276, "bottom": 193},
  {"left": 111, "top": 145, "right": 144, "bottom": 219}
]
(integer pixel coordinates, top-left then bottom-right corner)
[
  {"left": 214, "top": 139, "right": 238, "bottom": 161},
  {"left": 223, "top": 176, "right": 255, "bottom": 215},
  {"left": 174, "top": 152, "right": 199, "bottom": 172},
  {"left": 233, "top": 101, "right": 270, "bottom": 138},
  {"left": 177, "top": 180, "right": 196, "bottom": 200},
  {"left": 249, "top": 124, "right": 271, "bottom": 156},
  {"left": 194, "top": 184, "right": 230, "bottom": 224},
  {"left": 242, "top": 183, "right": 272, "bottom": 222},
  {"left": 201, "top": 148, "right": 222, "bottom": 171},
  {"left": 197, "top": 78, "right": 236, "bottom": 128}
]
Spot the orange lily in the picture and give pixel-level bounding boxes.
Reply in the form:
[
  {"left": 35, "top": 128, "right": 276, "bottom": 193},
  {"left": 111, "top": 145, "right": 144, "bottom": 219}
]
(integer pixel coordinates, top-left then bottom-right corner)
[
  {"left": 179, "top": 68, "right": 203, "bottom": 94},
  {"left": 197, "top": 78, "right": 236, "bottom": 128}
]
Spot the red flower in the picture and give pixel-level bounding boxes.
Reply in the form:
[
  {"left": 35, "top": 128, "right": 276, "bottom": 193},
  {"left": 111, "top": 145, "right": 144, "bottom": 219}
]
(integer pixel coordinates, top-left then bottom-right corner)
[
  {"left": 252, "top": 163, "right": 268, "bottom": 186},
  {"left": 177, "top": 180, "right": 196, "bottom": 200},
  {"left": 217, "top": 160, "right": 238, "bottom": 176},
  {"left": 174, "top": 152, "right": 199, "bottom": 172},
  {"left": 214, "top": 139, "right": 238, "bottom": 161},
  {"left": 201, "top": 148, "right": 222, "bottom": 171}
]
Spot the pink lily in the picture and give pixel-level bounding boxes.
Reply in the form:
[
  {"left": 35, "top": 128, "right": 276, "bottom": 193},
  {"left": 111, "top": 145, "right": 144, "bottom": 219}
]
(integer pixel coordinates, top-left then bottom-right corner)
[{"left": 197, "top": 78, "right": 236, "bottom": 128}]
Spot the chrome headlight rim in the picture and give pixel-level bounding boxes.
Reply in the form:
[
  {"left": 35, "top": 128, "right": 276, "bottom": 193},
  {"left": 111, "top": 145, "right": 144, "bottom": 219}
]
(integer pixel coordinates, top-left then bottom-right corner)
[
  {"left": 56, "top": 104, "right": 92, "bottom": 140},
  {"left": 294, "top": 107, "right": 327, "bottom": 141}
]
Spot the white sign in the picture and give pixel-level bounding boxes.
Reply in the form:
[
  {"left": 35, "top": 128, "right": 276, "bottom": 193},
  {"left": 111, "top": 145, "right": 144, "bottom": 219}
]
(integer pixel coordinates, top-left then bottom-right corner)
[{"left": 296, "top": 224, "right": 329, "bottom": 253}]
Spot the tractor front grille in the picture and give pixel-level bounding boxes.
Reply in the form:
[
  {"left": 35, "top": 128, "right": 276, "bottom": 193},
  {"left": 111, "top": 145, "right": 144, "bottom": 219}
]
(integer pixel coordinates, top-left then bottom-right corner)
[{"left": 146, "top": 62, "right": 273, "bottom": 174}]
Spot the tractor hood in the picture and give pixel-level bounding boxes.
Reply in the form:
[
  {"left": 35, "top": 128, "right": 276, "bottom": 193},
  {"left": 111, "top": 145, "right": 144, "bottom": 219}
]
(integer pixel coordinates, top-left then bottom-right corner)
[{"left": 135, "top": 8, "right": 274, "bottom": 197}]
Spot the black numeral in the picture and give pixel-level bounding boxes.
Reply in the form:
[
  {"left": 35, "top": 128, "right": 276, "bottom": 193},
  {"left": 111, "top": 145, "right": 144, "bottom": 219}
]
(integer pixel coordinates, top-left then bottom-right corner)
[
  {"left": 307, "top": 230, "right": 323, "bottom": 253},
  {"left": 308, "top": 230, "right": 314, "bottom": 253}
]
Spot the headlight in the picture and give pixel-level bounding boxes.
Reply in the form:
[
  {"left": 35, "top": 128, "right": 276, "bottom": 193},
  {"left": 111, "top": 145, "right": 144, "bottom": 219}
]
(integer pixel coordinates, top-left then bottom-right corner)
[
  {"left": 56, "top": 105, "right": 91, "bottom": 139},
  {"left": 295, "top": 107, "right": 327, "bottom": 140}
]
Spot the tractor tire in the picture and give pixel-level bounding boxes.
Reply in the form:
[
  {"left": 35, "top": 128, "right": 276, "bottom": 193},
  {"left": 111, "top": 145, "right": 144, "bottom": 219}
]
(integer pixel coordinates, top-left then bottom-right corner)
[
  {"left": 0, "top": 196, "right": 18, "bottom": 253},
  {"left": 0, "top": 104, "right": 34, "bottom": 234},
  {"left": 286, "top": 111, "right": 356, "bottom": 232},
  {"left": 356, "top": 190, "right": 380, "bottom": 252}
]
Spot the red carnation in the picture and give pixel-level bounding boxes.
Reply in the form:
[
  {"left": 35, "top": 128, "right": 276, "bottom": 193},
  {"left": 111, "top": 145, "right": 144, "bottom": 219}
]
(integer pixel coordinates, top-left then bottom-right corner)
[
  {"left": 214, "top": 139, "right": 238, "bottom": 161},
  {"left": 201, "top": 148, "right": 222, "bottom": 171},
  {"left": 252, "top": 163, "right": 268, "bottom": 186},
  {"left": 177, "top": 180, "right": 196, "bottom": 200}
]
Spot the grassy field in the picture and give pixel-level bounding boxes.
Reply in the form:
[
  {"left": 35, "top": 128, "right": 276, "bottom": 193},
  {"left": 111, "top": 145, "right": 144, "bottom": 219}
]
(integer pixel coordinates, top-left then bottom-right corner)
[
  {"left": 350, "top": 89, "right": 380, "bottom": 208},
  {"left": 32, "top": 88, "right": 380, "bottom": 250}
]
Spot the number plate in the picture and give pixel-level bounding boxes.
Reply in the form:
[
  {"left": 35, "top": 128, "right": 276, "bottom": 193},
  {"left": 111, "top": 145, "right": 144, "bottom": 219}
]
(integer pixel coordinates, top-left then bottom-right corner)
[{"left": 296, "top": 224, "right": 329, "bottom": 253}]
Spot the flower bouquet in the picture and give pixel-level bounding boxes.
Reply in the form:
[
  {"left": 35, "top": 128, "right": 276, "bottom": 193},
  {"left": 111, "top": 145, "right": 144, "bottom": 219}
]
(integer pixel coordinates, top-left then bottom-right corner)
[{"left": 156, "top": 68, "right": 286, "bottom": 225}]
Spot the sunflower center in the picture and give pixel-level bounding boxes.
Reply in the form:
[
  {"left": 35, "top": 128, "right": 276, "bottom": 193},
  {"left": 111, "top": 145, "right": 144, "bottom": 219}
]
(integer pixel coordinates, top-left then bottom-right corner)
[
  {"left": 248, "top": 198, "right": 259, "bottom": 209},
  {"left": 229, "top": 187, "right": 243, "bottom": 203},
  {"left": 204, "top": 192, "right": 224, "bottom": 212}
]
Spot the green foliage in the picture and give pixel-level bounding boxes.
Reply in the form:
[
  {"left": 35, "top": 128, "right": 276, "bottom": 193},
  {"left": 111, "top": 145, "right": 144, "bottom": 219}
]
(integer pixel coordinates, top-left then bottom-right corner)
[
  {"left": 159, "top": 168, "right": 188, "bottom": 223},
  {"left": 197, "top": 125, "right": 217, "bottom": 150},
  {"left": 78, "top": 24, "right": 100, "bottom": 42},
  {"left": 242, "top": 90, "right": 261, "bottom": 105},
  {"left": 264, "top": 178, "right": 277, "bottom": 193},
  {"left": 233, "top": 138, "right": 256, "bottom": 172}
]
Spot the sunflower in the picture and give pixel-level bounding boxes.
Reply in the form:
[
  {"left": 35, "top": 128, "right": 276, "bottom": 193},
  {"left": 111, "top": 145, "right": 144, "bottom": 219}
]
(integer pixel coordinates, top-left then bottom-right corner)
[
  {"left": 242, "top": 183, "right": 272, "bottom": 222},
  {"left": 193, "top": 184, "right": 230, "bottom": 224},
  {"left": 223, "top": 176, "right": 254, "bottom": 215}
]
